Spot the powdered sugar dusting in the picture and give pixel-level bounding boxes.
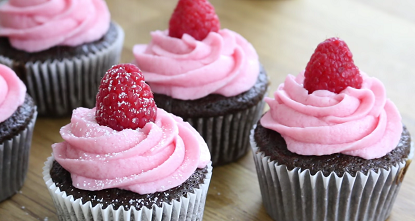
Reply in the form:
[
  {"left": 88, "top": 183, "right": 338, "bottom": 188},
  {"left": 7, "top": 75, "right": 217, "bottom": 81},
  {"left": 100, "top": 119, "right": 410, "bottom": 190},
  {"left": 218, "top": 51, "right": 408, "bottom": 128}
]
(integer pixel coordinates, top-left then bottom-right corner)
[{"left": 52, "top": 107, "right": 210, "bottom": 194}]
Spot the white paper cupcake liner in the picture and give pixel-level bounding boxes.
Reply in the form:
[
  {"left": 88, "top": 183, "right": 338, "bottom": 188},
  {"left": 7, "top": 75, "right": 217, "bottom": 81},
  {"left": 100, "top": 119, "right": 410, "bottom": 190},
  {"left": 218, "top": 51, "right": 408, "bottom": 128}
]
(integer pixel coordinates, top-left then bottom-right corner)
[
  {"left": 43, "top": 156, "right": 213, "bottom": 221},
  {"left": 184, "top": 99, "right": 265, "bottom": 166},
  {"left": 0, "top": 110, "right": 37, "bottom": 202},
  {"left": 0, "top": 22, "right": 124, "bottom": 117},
  {"left": 250, "top": 128, "right": 414, "bottom": 221}
]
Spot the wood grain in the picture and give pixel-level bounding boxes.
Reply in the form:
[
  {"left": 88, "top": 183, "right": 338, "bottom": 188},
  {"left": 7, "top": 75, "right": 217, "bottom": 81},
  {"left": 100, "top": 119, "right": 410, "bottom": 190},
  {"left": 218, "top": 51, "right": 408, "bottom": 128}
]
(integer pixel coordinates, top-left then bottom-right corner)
[{"left": 1, "top": 0, "right": 414, "bottom": 220}]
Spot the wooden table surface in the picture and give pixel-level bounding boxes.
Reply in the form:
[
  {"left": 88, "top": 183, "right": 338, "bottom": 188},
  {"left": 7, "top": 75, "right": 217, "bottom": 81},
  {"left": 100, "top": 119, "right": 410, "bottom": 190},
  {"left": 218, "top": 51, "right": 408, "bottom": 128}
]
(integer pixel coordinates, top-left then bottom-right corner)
[{"left": 1, "top": 0, "right": 415, "bottom": 220}]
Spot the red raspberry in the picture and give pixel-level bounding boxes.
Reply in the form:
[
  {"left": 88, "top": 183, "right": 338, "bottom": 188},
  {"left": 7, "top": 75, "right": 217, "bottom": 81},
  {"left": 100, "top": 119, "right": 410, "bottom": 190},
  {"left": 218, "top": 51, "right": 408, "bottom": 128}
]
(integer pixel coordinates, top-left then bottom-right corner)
[
  {"left": 303, "top": 37, "right": 363, "bottom": 94},
  {"left": 95, "top": 64, "right": 157, "bottom": 131},
  {"left": 168, "top": 0, "right": 220, "bottom": 41}
]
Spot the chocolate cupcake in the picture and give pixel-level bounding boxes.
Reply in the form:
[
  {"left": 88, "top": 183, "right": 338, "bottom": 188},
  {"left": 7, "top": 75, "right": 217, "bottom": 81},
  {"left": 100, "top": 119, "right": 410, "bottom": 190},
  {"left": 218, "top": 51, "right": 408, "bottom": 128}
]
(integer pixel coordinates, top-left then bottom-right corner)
[
  {"left": 251, "top": 38, "right": 414, "bottom": 221},
  {"left": 0, "top": 0, "right": 124, "bottom": 117},
  {"left": 43, "top": 64, "right": 212, "bottom": 221},
  {"left": 43, "top": 157, "right": 211, "bottom": 221},
  {"left": 0, "top": 64, "right": 37, "bottom": 202},
  {"left": 133, "top": 0, "right": 269, "bottom": 166}
]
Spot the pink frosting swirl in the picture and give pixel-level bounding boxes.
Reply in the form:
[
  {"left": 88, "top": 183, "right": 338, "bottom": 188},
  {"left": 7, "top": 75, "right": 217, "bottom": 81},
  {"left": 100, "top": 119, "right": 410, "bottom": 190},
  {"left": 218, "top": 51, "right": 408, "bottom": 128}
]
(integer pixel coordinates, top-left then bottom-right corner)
[
  {"left": 0, "top": 0, "right": 110, "bottom": 52},
  {"left": 133, "top": 29, "right": 260, "bottom": 100},
  {"left": 0, "top": 64, "right": 26, "bottom": 123},
  {"left": 260, "top": 72, "right": 402, "bottom": 159},
  {"left": 52, "top": 107, "right": 211, "bottom": 194}
]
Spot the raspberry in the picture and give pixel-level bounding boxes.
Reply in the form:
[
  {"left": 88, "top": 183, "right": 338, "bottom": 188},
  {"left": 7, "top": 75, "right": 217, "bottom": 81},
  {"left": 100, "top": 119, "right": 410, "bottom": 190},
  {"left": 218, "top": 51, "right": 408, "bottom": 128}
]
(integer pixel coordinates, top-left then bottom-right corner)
[
  {"left": 95, "top": 64, "right": 157, "bottom": 131},
  {"left": 168, "top": 0, "right": 220, "bottom": 41},
  {"left": 303, "top": 37, "right": 363, "bottom": 94}
]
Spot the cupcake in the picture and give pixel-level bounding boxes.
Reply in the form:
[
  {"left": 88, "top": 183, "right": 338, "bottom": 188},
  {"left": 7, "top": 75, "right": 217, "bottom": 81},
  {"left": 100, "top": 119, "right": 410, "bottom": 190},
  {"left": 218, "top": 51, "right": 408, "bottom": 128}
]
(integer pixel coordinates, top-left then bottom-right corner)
[
  {"left": 0, "top": 0, "right": 124, "bottom": 117},
  {"left": 43, "top": 64, "right": 212, "bottom": 221},
  {"left": 133, "top": 0, "right": 269, "bottom": 166},
  {"left": 251, "top": 38, "right": 413, "bottom": 221},
  {"left": 0, "top": 64, "right": 37, "bottom": 202}
]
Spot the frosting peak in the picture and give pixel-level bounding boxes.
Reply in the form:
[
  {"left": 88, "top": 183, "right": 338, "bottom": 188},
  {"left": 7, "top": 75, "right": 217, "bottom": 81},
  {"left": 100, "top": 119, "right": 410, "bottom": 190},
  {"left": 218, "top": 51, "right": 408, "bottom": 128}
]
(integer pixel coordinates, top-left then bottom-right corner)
[
  {"left": 52, "top": 107, "right": 210, "bottom": 194},
  {"left": 0, "top": 64, "right": 26, "bottom": 123},
  {"left": 260, "top": 72, "right": 402, "bottom": 159},
  {"left": 133, "top": 29, "right": 259, "bottom": 100},
  {"left": 0, "top": 0, "right": 110, "bottom": 52}
]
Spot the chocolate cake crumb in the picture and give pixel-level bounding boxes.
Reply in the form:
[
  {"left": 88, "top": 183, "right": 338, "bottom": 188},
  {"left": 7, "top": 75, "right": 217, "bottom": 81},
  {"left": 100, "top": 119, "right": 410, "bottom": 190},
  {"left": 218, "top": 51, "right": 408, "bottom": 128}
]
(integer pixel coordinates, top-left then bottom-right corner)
[
  {"left": 50, "top": 161, "right": 208, "bottom": 210},
  {"left": 154, "top": 66, "right": 269, "bottom": 118},
  {"left": 0, "top": 95, "right": 36, "bottom": 144},
  {"left": 254, "top": 122, "right": 411, "bottom": 176},
  {"left": 0, "top": 22, "right": 119, "bottom": 63}
]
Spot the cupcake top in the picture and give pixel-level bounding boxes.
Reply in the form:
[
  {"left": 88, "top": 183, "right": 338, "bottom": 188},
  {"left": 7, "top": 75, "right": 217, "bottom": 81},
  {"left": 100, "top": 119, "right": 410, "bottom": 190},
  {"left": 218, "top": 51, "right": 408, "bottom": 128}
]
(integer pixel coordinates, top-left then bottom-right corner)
[
  {"left": 133, "top": 0, "right": 259, "bottom": 100},
  {"left": 52, "top": 64, "right": 211, "bottom": 194},
  {"left": 260, "top": 38, "right": 402, "bottom": 160},
  {"left": 0, "top": 0, "right": 110, "bottom": 52},
  {"left": 0, "top": 64, "right": 26, "bottom": 122}
]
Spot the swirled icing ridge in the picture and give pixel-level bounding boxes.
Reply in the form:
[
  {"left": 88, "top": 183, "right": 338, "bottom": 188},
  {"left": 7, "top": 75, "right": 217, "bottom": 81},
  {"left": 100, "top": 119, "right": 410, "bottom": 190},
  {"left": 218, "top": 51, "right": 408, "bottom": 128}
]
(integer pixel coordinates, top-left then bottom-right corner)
[
  {"left": 0, "top": 64, "right": 26, "bottom": 122},
  {"left": 52, "top": 107, "right": 210, "bottom": 194},
  {"left": 260, "top": 72, "right": 402, "bottom": 159},
  {"left": 0, "top": 0, "right": 110, "bottom": 52},
  {"left": 133, "top": 29, "right": 259, "bottom": 100}
]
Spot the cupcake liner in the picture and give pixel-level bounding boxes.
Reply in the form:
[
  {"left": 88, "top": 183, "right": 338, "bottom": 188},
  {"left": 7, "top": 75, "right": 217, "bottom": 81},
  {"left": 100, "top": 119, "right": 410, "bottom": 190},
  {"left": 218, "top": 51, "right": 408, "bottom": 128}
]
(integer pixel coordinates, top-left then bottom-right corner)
[
  {"left": 184, "top": 99, "right": 265, "bottom": 166},
  {"left": 250, "top": 128, "right": 414, "bottom": 221},
  {"left": 0, "top": 23, "right": 124, "bottom": 117},
  {"left": 0, "top": 110, "right": 37, "bottom": 202},
  {"left": 43, "top": 156, "right": 213, "bottom": 221}
]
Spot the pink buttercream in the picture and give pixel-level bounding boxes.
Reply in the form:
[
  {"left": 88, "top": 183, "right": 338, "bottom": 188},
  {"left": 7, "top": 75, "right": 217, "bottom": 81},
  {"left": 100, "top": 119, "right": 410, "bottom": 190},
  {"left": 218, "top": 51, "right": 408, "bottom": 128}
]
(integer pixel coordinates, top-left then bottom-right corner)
[
  {"left": 0, "top": 0, "right": 110, "bottom": 52},
  {"left": 52, "top": 107, "right": 211, "bottom": 194},
  {"left": 133, "top": 29, "right": 260, "bottom": 100},
  {"left": 260, "top": 72, "right": 402, "bottom": 159},
  {"left": 0, "top": 64, "right": 26, "bottom": 123}
]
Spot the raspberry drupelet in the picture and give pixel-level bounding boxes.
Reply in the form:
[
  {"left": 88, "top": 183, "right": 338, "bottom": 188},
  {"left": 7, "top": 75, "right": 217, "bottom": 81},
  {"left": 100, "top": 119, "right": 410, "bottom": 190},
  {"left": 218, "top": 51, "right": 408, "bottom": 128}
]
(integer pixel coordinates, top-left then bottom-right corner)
[
  {"left": 168, "top": 0, "right": 220, "bottom": 41},
  {"left": 303, "top": 37, "right": 363, "bottom": 94},
  {"left": 95, "top": 64, "right": 157, "bottom": 131}
]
